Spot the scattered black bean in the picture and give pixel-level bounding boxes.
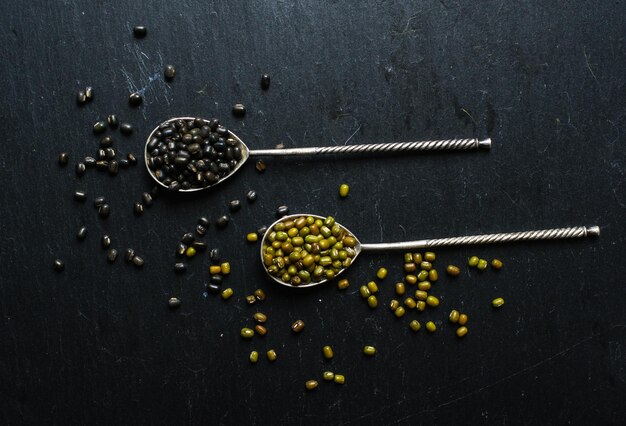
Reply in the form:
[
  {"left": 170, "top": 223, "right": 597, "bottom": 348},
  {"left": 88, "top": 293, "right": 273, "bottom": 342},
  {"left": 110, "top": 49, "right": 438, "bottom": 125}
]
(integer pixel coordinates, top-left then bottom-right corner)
[
  {"left": 127, "top": 153, "right": 137, "bottom": 165},
  {"left": 97, "top": 149, "right": 106, "bottom": 160},
  {"left": 133, "top": 26, "right": 147, "bottom": 38},
  {"left": 102, "top": 235, "right": 111, "bottom": 248},
  {"left": 276, "top": 205, "right": 289, "bottom": 217},
  {"left": 77, "top": 226, "right": 88, "bottom": 240},
  {"left": 108, "top": 160, "right": 119, "bottom": 175},
  {"left": 255, "top": 160, "right": 266, "bottom": 173},
  {"left": 134, "top": 202, "right": 144, "bottom": 216},
  {"left": 232, "top": 103, "right": 246, "bottom": 117},
  {"left": 206, "top": 283, "right": 220, "bottom": 294},
  {"left": 198, "top": 217, "right": 210, "bottom": 228},
  {"left": 53, "top": 259, "right": 65, "bottom": 272},
  {"left": 107, "top": 114, "right": 119, "bottom": 129},
  {"left": 96, "top": 160, "right": 109, "bottom": 170},
  {"left": 210, "top": 274, "right": 223, "bottom": 285},
  {"left": 132, "top": 255, "right": 144, "bottom": 267},
  {"left": 98, "top": 203, "right": 110, "bottom": 218},
  {"left": 216, "top": 215, "right": 230, "bottom": 228},
  {"left": 119, "top": 159, "right": 129, "bottom": 168},
  {"left": 85, "top": 86, "right": 93, "bottom": 100},
  {"left": 129, "top": 92, "right": 143, "bottom": 107},
  {"left": 100, "top": 135, "right": 113, "bottom": 148},
  {"left": 141, "top": 192, "right": 153, "bottom": 207},
  {"left": 58, "top": 153, "right": 69, "bottom": 166},
  {"left": 261, "top": 73, "right": 271, "bottom": 90},
  {"left": 125, "top": 248, "right": 135, "bottom": 262},
  {"left": 74, "top": 190, "right": 87, "bottom": 202},
  {"left": 168, "top": 297, "right": 181, "bottom": 309},
  {"left": 256, "top": 225, "right": 268, "bottom": 236},
  {"left": 246, "top": 190, "right": 257, "bottom": 202},
  {"left": 192, "top": 241, "right": 207, "bottom": 251},
  {"left": 209, "top": 248, "right": 221, "bottom": 263},
  {"left": 120, "top": 123, "right": 133, "bottom": 135},
  {"left": 176, "top": 243, "right": 187, "bottom": 256},
  {"left": 181, "top": 233, "right": 195, "bottom": 245},
  {"left": 174, "top": 262, "right": 187, "bottom": 273},
  {"left": 84, "top": 156, "right": 96, "bottom": 167},
  {"left": 93, "top": 121, "right": 107, "bottom": 134},
  {"left": 164, "top": 65, "right": 176, "bottom": 81},
  {"left": 76, "top": 90, "right": 87, "bottom": 105},
  {"left": 107, "top": 249, "right": 118, "bottom": 263},
  {"left": 76, "top": 162, "right": 86, "bottom": 176},
  {"left": 94, "top": 196, "right": 106, "bottom": 208},
  {"left": 104, "top": 148, "right": 116, "bottom": 160},
  {"left": 196, "top": 224, "right": 206, "bottom": 236},
  {"left": 229, "top": 199, "right": 241, "bottom": 212}
]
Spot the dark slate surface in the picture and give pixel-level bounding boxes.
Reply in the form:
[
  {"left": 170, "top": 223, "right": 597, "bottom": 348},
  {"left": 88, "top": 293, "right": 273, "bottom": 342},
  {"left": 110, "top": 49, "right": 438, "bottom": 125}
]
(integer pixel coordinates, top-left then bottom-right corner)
[{"left": 1, "top": 1, "right": 625, "bottom": 424}]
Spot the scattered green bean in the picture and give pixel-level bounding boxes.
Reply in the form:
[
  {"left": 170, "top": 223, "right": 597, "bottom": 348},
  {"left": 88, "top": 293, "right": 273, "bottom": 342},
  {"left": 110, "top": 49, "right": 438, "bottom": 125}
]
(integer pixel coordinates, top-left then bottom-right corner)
[
  {"left": 449, "top": 310, "right": 460, "bottom": 323},
  {"left": 363, "top": 345, "right": 376, "bottom": 356},
  {"left": 337, "top": 278, "right": 350, "bottom": 290},
  {"left": 425, "top": 321, "right": 437, "bottom": 333},
  {"left": 266, "top": 349, "right": 277, "bottom": 361},
  {"left": 249, "top": 351, "right": 259, "bottom": 363},
  {"left": 456, "top": 326, "right": 468, "bottom": 338},
  {"left": 376, "top": 267, "right": 388, "bottom": 279},
  {"left": 468, "top": 256, "right": 479, "bottom": 267},
  {"left": 477, "top": 259, "right": 488, "bottom": 270},
  {"left": 492, "top": 297, "right": 505, "bottom": 308},
  {"left": 446, "top": 265, "right": 461, "bottom": 276},
  {"left": 305, "top": 380, "right": 318, "bottom": 390},
  {"left": 241, "top": 328, "right": 255, "bottom": 339},
  {"left": 339, "top": 184, "right": 350, "bottom": 198},
  {"left": 322, "top": 345, "right": 334, "bottom": 359},
  {"left": 334, "top": 374, "right": 345, "bottom": 384},
  {"left": 323, "top": 371, "right": 335, "bottom": 381},
  {"left": 409, "top": 320, "right": 421, "bottom": 332},
  {"left": 367, "top": 295, "right": 378, "bottom": 308},
  {"left": 491, "top": 259, "right": 503, "bottom": 269}
]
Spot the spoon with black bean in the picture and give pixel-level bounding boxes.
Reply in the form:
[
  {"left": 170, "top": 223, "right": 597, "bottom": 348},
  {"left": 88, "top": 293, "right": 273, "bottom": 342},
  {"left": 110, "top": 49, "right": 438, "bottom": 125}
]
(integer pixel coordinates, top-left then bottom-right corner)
[
  {"left": 260, "top": 214, "right": 600, "bottom": 288},
  {"left": 145, "top": 117, "right": 492, "bottom": 192}
]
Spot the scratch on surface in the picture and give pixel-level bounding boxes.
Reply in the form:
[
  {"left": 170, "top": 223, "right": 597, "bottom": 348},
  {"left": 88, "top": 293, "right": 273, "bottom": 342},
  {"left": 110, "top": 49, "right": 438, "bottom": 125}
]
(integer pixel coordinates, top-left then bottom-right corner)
[
  {"left": 391, "top": 12, "right": 422, "bottom": 36},
  {"left": 342, "top": 124, "right": 362, "bottom": 146},
  {"left": 461, "top": 108, "right": 477, "bottom": 125},
  {"left": 583, "top": 46, "right": 598, "bottom": 82}
]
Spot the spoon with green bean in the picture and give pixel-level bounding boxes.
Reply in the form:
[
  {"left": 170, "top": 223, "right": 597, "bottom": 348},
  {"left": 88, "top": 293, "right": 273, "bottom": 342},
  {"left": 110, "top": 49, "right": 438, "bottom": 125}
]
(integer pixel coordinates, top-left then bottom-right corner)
[
  {"left": 261, "top": 214, "right": 600, "bottom": 288},
  {"left": 145, "top": 117, "right": 491, "bottom": 192}
]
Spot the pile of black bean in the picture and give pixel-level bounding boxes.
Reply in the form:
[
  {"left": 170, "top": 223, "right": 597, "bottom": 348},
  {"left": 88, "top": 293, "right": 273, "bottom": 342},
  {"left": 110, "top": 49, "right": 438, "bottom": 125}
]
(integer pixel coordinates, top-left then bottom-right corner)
[{"left": 146, "top": 118, "right": 244, "bottom": 191}]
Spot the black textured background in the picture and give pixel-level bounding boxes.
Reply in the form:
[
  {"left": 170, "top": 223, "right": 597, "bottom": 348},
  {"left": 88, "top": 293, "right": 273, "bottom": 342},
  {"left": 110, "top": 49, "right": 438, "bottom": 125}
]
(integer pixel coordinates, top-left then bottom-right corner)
[{"left": 1, "top": 1, "right": 625, "bottom": 425}]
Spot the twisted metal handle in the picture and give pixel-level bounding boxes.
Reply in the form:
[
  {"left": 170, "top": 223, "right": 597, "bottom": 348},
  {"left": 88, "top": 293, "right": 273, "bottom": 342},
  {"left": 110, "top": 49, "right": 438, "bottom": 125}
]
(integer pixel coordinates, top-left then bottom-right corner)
[
  {"left": 249, "top": 138, "right": 491, "bottom": 157},
  {"left": 360, "top": 226, "right": 600, "bottom": 252}
]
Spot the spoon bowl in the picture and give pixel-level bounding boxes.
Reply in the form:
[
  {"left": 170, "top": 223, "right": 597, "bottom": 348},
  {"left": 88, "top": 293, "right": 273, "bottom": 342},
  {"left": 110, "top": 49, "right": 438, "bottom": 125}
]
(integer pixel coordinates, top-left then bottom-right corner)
[{"left": 261, "top": 214, "right": 600, "bottom": 288}]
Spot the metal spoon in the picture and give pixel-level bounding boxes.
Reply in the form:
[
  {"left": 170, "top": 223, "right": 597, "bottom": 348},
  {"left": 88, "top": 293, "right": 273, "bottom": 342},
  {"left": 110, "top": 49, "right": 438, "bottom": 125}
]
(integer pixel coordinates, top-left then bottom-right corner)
[
  {"left": 261, "top": 214, "right": 600, "bottom": 288},
  {"left": 145, "top": 117, "right": 492, "bottom": 192}
]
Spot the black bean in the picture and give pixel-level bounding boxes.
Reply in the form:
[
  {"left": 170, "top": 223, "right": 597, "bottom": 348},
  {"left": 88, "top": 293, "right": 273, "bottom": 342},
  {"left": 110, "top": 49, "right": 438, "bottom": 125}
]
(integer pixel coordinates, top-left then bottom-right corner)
[
  {"left": 76, "top": 162, "right": 86, "bottom": 176},
  {"left": 232, "top": 103, "right": 246, "bottom": 117},
  {"left": 108, "top": 160, "right": 119, "bottom": 175},
  {"left": 102, "top": 235, "right": 111, "bottom": 248},
  {"left": 129, "top": 92, "right": 143, "bottom": 107},
  {"left": 192, "top": 241, "right": 207, "bottom": 251},
  {"left": 96, "top": 160, "right": 109, "bottom": 170},
  {"left": 104, "top": 148, "right": 116, "bottom": 160},
  {"left": 53, "top": 259, "right": 65, "bottom": 271},
  {"left": 77, "top": 226, "right": 88, "bottom": 240},
  {"left": 98, "top": 203, "right": 110, "bottom": 218},
  {"left": 127, "top": 153, "right": 137, "bottom": 165},
  {"left": 174, "top": 262, "right": 187, "bottom": 273},
  {"left": 246, "top": 190, "right": 257, "bottom": 202},
  {"left": 97, "top": 149, "right": 106, "bottom": 160},
  {"left": 93, "top": 121, "right": 107, "bottom": 134},
  {"left": 276, "top": 205, "right": 289, "bottom": 217},
  {"left": 94, "top": 196, "right": 106, "bottom": 208},
  {"left": 132, "top": 255, "right": 144, "bottom": 267},
  {"left": 164, "top": 65, "right": 176, "bottom": 81},
  {"left": 125, "top": 248, "right": 135, "bottom": 262},
  {"left": 196, "top": 224, "right": 206, "bottom": 236},
  {"left": 228, "top": 199, "right": 241, "bottom": 212},
  {"left": 107, "top": 249, "right": 118, "bottom": 263},
  {"left": 210, "top": 274, "right": 223, "bottom": 285},
  {"left": 168, "top": 181, "right": 180, "bottom": 192},
  {"left": 261, "top": 73, "right": 271, "bottom": 90},
  {"left": 120, "top": 123, "right": 133, "bottom": 135},
  {"left": 84, "top": 86, "right": 93, "bottom": 100},
  {"left": 58, "top": 153, "right": 69, "bottom": 166},
  {"left": 84, "top": 156, "right": 96, "bottom": 167},
  {"left": 209, "top": 248, "right": 221, "bottom": 263},
  {"left": 74, "top": 190, "right": 87, "bottom": 202},
  {"left": 206, "top": 283, "right": 220, "bottom": 294},
  {"left": 181, "top": 233, "right": 195, "bottom": 245},
  {"left": 216, "top": 215, "right": 230, "bottom": 228},
  {"left": 168, "top": 297, "right": 181, "bottom": 309},
  {"left": 100, "top": 135, "right": 113, "bottom": 148},
  {"left": 133, "top": 26, "right": 147, "bottom": 38},
  {"left": 255, "top": 160, "right": 266, "bottom": 173},
  {"left": 139, "top": 192, "right": 152, "bottom": 208},
  {"left": 134, "top": 202, "right": 144, "bottom": 216},
  {"left": 257, "top": 225, "right": 268, "bottom": 236},
  {"left": 198, "top": 217, "right": 210, "bottom": 228},
  {"left": 107, "top": 114, "right": 119, "bottom": 129},
  {"left": 76, "top": 90, "right": 87, "bottom": 105},
  {"left": 119, "top": 159, "right": 129, "bottom": 168},
  {"left": 176, "top": 243, "right": 187, "bottom": 256}
]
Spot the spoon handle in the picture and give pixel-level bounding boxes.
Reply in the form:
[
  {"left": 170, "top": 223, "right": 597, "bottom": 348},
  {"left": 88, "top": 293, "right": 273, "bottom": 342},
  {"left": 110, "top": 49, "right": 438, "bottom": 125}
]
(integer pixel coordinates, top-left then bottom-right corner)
[
  {"left": 249, "top": 138, "right": 491, "bottom": 157},
  {"left": 360, "top": 226, "right": 600, "bottom": 252}
]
